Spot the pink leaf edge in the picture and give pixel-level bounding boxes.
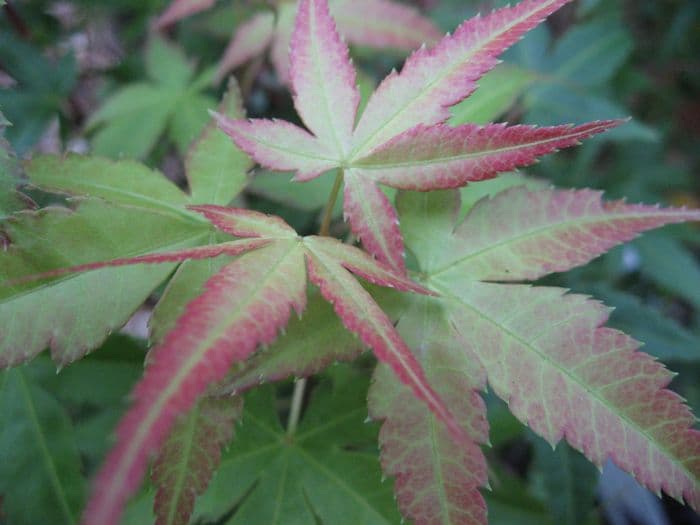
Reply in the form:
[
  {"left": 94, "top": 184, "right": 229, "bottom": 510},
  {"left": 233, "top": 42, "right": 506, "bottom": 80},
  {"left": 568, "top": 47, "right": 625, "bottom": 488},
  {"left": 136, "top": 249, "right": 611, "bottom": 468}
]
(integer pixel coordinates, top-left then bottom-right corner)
[
  {"left": 80, "top": 241, "right": 307, "bottom": 525},
  {"left": 356, "top": 120, "right": 625, "bottom": 190},
  {"left": 4, "top": 239, "right": 269, "bottom": 287}
]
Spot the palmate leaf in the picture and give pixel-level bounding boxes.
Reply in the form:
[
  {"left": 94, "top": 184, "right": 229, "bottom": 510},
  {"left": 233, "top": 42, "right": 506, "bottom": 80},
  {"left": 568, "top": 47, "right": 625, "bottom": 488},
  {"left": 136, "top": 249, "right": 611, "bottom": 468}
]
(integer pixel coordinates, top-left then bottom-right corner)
[
  {"left": 0, "top": 83, "right": 250, "bottom": 367},
  {"left": 29, "top": 206, "right": 461, "bottom": 525},
  {"left": 365, "top": 186, "right": 700, "bottom": 524},
  {"left": 218, "top": 0, "right": 620, "bottom": 273},
  {"left": 88, "top": 37, "right": 216, "bottom": 158},
  {"left": 369, "top": 296, "right": 490, "bottom": 525},
  {"left": 0, "top": 199, "right": 205, "bottom": 367},
  {"left": 193, "top": 370, "right": 401, "bottom": 524},
  {"left": 80, "top": 233, "right": 308, "bottom": 525}
]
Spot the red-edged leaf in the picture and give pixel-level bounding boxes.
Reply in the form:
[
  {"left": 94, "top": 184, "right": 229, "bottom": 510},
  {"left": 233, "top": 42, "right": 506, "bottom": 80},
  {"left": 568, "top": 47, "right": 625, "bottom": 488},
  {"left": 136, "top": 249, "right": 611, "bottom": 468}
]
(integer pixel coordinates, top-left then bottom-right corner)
[
  {"left": 81, "top": 240, "right": 307, "bottom": 525},
  {"left": 215, "top": 115, "right": 336, "bottom": 181},
  {"left": 331, "top": 0, "right": 441, "bottom": 51},
  {"left": 290, "top": 0, "right": 359, "bottom": 156},
  {"left": 304, "top": 235, "right": 429, "bottom": 294},
  {"left": 396, "top": 189, "right": 700, "bottom": 515},
  {"left": 343, "top": 172, "right": 406, "bottom": 273},
  {"left": 7, "top": 239, "right": 269, "bottom": 286},
  {"left": 217, "top": 12, "right": 276, "bottom": 82},
  {"left": 443, "top": 282, "right": 700, "bottom": 512},
  {"left": 369, "top": 296, "right": 490, "bottom": 525},
  {"left": 155, "top": 0, "right": 216, "bottom": 29},
  {"left": 355, "top": 120, "right": 623, "bottom": 190},
  {"left": 432, "top": 187, "right": 700, "bottom": 282},
  {"left": 152, "top": 396, "right": 242, "bottom": 525},
  {"left": 303, "top": 247, "right": 468, "bottom": 446},
  {"left": 224, "top": 0, "right": 584, "bottom": 280},
  {"left": 350, "top": 0, "right": 574, "bottom": 157},
  {"left": 217, "top": 291, "right": 364, "bottom": 396},
  {"left": 189, "top": 205, "right": 297, "bottom": 238}
]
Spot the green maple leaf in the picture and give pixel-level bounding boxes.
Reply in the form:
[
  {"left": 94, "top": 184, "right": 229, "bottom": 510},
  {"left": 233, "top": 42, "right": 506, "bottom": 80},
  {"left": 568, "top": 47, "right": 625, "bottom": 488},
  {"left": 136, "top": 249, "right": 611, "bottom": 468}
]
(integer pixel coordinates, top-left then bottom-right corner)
[
  {"left": 0, "top": 82, "right": 249, "bottom": 366},
  {"left": 88, "top": 37, "right": 217, "bottom": 159},
  {"left": 0, "top": 33, "right": 76, "bottom": 154},
  {"left": 194, "top": 368, "right": 401, "bottom": 525}
]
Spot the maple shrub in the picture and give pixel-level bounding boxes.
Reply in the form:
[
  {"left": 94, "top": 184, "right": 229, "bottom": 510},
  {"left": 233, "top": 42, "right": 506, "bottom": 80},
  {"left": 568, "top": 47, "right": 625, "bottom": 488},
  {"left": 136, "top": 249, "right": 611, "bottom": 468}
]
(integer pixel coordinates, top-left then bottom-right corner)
[{"left": 2, "top": 0, "right": 700, "bottom": 524}]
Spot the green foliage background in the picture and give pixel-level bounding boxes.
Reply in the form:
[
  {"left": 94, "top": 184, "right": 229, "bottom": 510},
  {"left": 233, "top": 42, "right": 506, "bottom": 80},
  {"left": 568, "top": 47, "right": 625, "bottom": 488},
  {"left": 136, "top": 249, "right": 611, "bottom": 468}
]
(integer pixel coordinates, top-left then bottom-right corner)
[{"left": 0, "top": 0, "right": 699, "bottom": 523}]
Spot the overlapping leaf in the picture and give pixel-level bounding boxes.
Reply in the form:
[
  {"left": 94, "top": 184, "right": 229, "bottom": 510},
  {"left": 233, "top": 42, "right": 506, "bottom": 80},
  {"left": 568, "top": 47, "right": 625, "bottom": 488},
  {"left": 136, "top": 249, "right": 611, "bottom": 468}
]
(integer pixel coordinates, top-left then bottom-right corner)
[
  {"left": 194, "top": 370, "right": 401, "bottom": 524},
  {"left": 364, "top": 186, "right": 700, "bottom": 524},
  {"left": 218, "top": 0, "right": 620, "bottom": 273},
  {"left": 16, "top": 204, "right": 460, "bottom": 525},
  {"left": 152, "top": 396, "right": 242, "bottom": 525},
  {"left": 369, "top": 297, "right": 490, "bottom": 525},
  {"left": 0, "top": 83, "right": 249, "bottom": 367}
]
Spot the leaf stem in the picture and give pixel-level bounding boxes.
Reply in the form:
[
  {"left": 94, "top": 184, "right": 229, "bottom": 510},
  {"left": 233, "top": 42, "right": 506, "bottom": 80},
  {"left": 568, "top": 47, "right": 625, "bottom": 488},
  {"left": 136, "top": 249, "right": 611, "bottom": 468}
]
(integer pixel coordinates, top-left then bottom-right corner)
[
  {"left": 286, "top": 378, "right": 307, "bottom": 437},
  {"left": 287, "top": 171, "right": 344, "bottom": 436},
  {"left": 319, "top": 170, "right": 344, "bottom": 237}
]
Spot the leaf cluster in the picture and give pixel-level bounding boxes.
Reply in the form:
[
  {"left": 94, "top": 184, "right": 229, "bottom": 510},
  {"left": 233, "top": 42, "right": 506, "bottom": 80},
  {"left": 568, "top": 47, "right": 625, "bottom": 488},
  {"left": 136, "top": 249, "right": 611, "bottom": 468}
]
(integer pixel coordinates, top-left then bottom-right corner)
[{"left": 0, "top": 1, "right": 699, "bottom": 524}]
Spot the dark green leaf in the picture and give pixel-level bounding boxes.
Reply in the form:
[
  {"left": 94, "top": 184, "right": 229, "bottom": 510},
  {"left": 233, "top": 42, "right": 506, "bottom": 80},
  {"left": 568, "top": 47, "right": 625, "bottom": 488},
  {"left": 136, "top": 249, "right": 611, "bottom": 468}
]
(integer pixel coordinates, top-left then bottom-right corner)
[{"left": 0, "top": 368, "right": 85, "bottom": 525}]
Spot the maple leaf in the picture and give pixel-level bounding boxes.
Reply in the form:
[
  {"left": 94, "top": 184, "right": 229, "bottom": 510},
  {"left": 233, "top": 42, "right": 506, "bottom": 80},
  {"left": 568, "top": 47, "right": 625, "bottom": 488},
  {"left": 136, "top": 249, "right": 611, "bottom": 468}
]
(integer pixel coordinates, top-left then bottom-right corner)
[
  {"left": 15, "top": 205, "right": 460, "bottom": 525},
  {"left": 87, "top": 37, "right": 217, "bottom": 158},
  {"left": 151, "top": 396, "right": 242, "bottom": 525},
  {"left": 365, "top": 186, "right": 700, "bottom": 524},
  {"left": 193, "top": 370, "right": 401, "bottom": 524},
  {"left": 0, "top": 82, "right": 248, "bottom": 367},
  {"left": 217, "top": 0, "right": 622, "bottom": 273}
]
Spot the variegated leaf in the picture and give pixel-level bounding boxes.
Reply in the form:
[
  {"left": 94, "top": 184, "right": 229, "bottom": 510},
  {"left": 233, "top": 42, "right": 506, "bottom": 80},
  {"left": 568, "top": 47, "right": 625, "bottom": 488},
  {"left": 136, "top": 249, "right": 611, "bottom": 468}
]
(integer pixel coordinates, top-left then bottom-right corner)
[
  {"left": 290, "top": 0, "right": 359, "bottom": 156},
  {"left": 81, "top": 240, "right": 308, "bottom": 525},
  {"left": 217, "top": 0, "right": 439, "bottom": 85},
  {"left": 354, "top": 121, "right": 622, "bottom": 190},
  {"left": 433, "top": 187, "right": 700, "bottom": 281},
  {"left": 189, "top": 205, "right": 298, "bottom": 238},
  {"left": 215, "top": 115, "right": 336, "bottom": 181},
  {"left": 220, "top": 0, "right": 596, "bottom": 273},
  {"left": 390, "top": 188, "right": 700, "bottom": 520},
  {"left": 369, "top": 295, "right": 490, "bottom": 525},
  {"left": 343, "top": 172, "right": 406, "bottom": 273},
  {"left": 304, "top": 246, "right": 468, "bottom": 445},
  {"left": 350, "top": 0, "right": 574, "bottom": 157},
  {"left": 0, "top": 200, "right": 207, "bottom": 367},
  {"left": 304, "top": 235, "right": 427, "bottom": 293}
]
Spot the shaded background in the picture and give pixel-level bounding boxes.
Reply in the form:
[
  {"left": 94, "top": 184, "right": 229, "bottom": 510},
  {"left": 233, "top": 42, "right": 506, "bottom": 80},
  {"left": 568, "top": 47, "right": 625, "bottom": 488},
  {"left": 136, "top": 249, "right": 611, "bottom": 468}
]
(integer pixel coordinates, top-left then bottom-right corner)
[{"left": 0, "top": 0, "right": 699, "bottom": 524}]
